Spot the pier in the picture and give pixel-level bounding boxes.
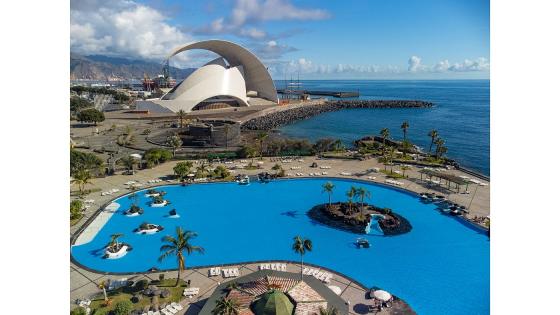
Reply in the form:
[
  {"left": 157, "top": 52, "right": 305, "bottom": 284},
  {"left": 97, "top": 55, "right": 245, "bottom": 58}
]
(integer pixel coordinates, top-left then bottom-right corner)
[{"left": 277, "top": 89, "right": 360, "bottom": 98}]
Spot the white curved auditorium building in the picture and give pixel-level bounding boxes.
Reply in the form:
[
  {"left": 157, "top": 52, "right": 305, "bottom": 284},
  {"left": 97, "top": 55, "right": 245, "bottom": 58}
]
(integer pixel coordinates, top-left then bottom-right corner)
[{"left": 139, "top": 40, "right": 278, "bottom": 113}]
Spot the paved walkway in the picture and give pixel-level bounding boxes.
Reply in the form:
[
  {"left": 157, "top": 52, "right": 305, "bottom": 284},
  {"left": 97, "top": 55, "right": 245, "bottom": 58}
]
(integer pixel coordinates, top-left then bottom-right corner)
[{"left": 71, "top": 261, "right": 412, "bottom": 315}]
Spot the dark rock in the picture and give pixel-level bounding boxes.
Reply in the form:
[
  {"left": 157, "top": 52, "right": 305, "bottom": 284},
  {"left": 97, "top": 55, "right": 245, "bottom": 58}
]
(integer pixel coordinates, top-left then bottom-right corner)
[{"left": 242, "top": 100, "right": 433, "bottom": 131}]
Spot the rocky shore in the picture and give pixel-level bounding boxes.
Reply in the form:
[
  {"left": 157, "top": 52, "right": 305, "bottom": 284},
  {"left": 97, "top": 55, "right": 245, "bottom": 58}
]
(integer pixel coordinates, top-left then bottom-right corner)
[{"left": 242, "top": 100, "right": 433, "bottom": 130}]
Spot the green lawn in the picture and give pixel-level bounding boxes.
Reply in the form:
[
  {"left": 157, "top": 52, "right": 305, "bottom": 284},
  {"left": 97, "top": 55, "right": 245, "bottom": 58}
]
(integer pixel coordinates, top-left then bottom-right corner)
[{"left": 89, "top": 279, "right": 187, "bottom": 314}]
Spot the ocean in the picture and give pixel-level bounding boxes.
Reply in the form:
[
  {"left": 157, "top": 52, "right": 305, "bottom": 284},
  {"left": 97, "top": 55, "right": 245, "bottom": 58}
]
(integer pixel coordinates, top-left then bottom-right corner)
[{"left": 276, "top": 80, "right": 490, "bottom": 176}]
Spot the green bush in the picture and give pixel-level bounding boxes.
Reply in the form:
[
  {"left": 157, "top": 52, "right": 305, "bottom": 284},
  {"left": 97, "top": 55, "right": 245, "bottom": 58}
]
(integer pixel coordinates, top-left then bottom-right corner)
[
  {"left": 71, "top": 150, "right": 104, "bottom": 176},
  {"left": 70, "top": 96, "right": 93, "bottom": 113},
  {"left": 213, "top": 165, "right": 231, "bottom": 179},
  {"left": 113, "top": 300, "right": 133, "bottom": 315},
  {"left": 91, "top": 309, "right": 107, "bottom": 315},
  {"left": 70, "top": 307, "right": 87, "bottom": 315},
  {"left": 144, "top": 149, "right": 172, "bottom": 168},
  {"left": 70, "top": 200, "right": 83, "bottom": 219},
  {"left": 77, "top": 108, "right": 105, "bottom": 125}
]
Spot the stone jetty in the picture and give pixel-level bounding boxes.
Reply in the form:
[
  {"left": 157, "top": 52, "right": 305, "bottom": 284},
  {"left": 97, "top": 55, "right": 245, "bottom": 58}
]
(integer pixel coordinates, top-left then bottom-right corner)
[{"left": 242, "top": 100, "right": 433, "bottom": 130}]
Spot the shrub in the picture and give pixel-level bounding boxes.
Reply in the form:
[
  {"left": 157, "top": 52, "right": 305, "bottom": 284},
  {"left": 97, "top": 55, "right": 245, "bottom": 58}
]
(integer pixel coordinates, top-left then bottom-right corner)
[
  {"left": 91, "top": 308, "right": 107, "bottom": 315},
  {"left": 213, "top": 165, "right": 231, "bottom": 179},
  {"left": 71, "top": 149, "right": 104, "bottom": 176},
  {"left": 77, "top": 108, "right": 105, "bottom": 125},
  {"left": 144, "top": 149, "right": 172, "bottom": 167},
  {"left": 70, "top": 97, "right": 93, "bottom": 113},
  {"left": 135, "top": 279, "right": 149, "bottom": 290},
  {"left": 113, "top": 300, "right": 133, "bottom": 315},
  {"left": 70, "top": 307, "right": 87, "bottom": 315},
  {"left": 70, "top": 200, "right": 83, "bottom": 219}
]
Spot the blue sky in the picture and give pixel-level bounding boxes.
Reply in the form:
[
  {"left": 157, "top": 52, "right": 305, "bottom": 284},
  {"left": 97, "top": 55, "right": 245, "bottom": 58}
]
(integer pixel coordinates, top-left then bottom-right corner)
[{"left": 70, "top": 0, "right": 489, "bottom": 79}]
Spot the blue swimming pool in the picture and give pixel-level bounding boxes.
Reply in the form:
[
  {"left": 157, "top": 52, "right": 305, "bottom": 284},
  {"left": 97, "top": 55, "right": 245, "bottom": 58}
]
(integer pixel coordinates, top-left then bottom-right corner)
[{"left": 71, "top": 178, "right": 489, "bottom": 315}]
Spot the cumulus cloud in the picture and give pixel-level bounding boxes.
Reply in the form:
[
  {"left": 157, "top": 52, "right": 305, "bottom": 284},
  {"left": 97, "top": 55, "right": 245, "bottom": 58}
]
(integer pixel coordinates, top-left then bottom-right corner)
[
  {"left": 408, "top": 56, "right": 427, "bottom": 72},
  {"left": 195, "top": 0, "right": 330, "bottom": 39},
  {"left": 70, "top": 0, "right": 191, "bottom": 61},
  {"left": 409, "top": 55, "right": 490, "bottom": 73}
]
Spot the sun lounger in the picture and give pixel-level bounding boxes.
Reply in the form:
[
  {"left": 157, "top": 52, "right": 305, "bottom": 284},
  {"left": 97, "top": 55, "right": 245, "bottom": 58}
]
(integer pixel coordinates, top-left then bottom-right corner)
[
  {"left": 171, "top": 302, "right": 183, "bottom": 311},
  {"left": 281, "top": 264, "right": 287, "bottom": 271},
  {"left": 166, "top": 305, "right": 178, "bottom": 314},
  {"left": 160, "top": 309, "right": 172, "bottom": 315},
  {"left": 303, "top": 267, "right": 309, "bottom": 274},
  {"left": 265, "top": 263, "right": 270, "bottom": 269},
  {"left": 233, "top": 268, "right": 240, "bottom": 276}
]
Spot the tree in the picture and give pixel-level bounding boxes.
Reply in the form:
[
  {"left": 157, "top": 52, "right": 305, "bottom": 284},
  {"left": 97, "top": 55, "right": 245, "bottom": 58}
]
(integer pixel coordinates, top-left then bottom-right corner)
[
  {"left": 213, "top": 165, "right": 231, "bottom": 179},
  {"left": 177, "top": 110, "right": 187, "bottom": 128},
  {"left": 319, "top": 306, "right": 340, "bottom": 315},
  {"left": 355, "top": 187, "right": 371, "bottom": 220},
  {"left": 167, "top": 134, "right": 183, "bottom": 156},
  {"left": 70, "top": 96, "right": 93, "bottom": 113},
  {"left": 71, "top": 169, "right": 92, "bottom": 195},
  {"left": 400, "top": 121, "right": 409, "bottom": 141},
  {"left": 70, "top": 200, "right": 83, "bottom": 220},
  {"left": 212, "top": 297, "right": 241, "bottom": 315},
  {"left": 113, "top": 300, "right": 133, "bottom": 315},
  {"left": 158, "top": 227, "right": 205, "bottom": 287},
  {"left": 174, "top": 161, "right": 193, "bottom": 181},
  {"left": 428, "top": 130, "right": 439, "bottom": 153},
  {"left": 77, "top": 108, "right": 105, "bottom": 125},
  {"left": 98, "top": 280, "right": 109, "bottom": 302},
  {"left": 239, "top": 145, "right": 257, "bottom": 162},
  {"left": 119, "top": 156, "right": 137, "bottom": 173},
  {"left": 106, "top": 233, "right": 123, "bottom": 251},
  {"left": 292, "top": 236, "right": 312, "bottom": 280},
  {"left": 434, "top": 138, "right": 445, "bottom": 159},
  {"left": 400, "top": 165, "right": 411, "bottom": 178},
  {"left": 255, "top": 132, "right": 269, "bottom": 160},
  {"left": 380, "top": 128, "right": 390, "bottom": 154},
  {"left": 144, "top": 149, "right": 173, "bottom": 168},
  {"left": 271, "top": 163, "right": 283, "bottom": 176},
  {"left": 321, "top": 181, "right": 335, "bottom": 209},
  {"left": 346, "top": 186, "right": 357, "bottom": 214},
  {"left": 71, "top": 150, "right": 104, "bottom": 176}
]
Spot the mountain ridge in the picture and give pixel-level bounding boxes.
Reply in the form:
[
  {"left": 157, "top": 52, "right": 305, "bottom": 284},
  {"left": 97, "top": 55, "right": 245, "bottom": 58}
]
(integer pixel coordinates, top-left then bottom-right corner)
[{"left": 70, "top": 53, "right": 195, "bottom": 81}]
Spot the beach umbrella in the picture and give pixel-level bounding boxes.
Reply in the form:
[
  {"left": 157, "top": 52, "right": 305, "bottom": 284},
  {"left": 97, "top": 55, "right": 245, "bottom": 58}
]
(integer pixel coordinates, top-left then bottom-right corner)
[
  {"left": 187, "top": 173, "right": 195, "bottom": 177},
  {"left": 372, "top": 290, "right": 392, "bottom": 302},
  {"left": 328, "top": 285, "right": 342, "bottom": 295},
  {"left": 130, "top": 153, "right": 142, "bottom": 159}
]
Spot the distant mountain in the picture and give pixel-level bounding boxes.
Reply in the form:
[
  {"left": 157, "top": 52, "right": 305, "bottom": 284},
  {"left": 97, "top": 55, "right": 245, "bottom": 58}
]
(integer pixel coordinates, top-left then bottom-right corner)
[{"left": 70, "top": 53, "right": 195, "bottom": 80}]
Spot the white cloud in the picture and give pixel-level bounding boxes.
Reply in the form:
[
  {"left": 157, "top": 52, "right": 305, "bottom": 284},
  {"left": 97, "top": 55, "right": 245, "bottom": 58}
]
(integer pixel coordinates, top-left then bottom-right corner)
[
  {"left": 409, "top": 55, "right": 490, "bottom": 73},
  {"left": 70, "top": 0, "right": 191, "bottom": 61},
  {"left": 408, "top": 56, "right": 425, "bottom": 72},
  {"left": 196, "top": 0, "right": 330, "bottom": 39}
]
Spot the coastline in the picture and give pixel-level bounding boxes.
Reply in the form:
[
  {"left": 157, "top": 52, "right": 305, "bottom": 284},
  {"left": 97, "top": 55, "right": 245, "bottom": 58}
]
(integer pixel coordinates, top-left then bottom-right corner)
[{"left": 242, "top": 99, "right": 433, "bottom": 130}]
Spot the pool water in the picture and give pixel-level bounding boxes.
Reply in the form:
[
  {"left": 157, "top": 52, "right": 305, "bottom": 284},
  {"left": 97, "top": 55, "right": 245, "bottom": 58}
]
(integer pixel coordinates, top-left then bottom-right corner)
[{"left": 71, "top": 178, "right": 489, "bottom": 315}]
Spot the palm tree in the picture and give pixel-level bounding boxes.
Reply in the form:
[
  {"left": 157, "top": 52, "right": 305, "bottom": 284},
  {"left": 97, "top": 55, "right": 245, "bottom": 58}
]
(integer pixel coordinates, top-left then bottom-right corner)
[
  {"left": 346, "top": 186, "right": 357, "bottom": 214},
  {"left": 428, "top": 130, "right": 439, "bottom": 153},
  {"left": 212, "top": 297, "right": 241, "bottom": 315},
  {"left": 322, "top": 181, "right": 335, "bottom": 208},
  {"left": 319, "top": 306, "right": 340, "bottom": 315},
  {"left": 256, "top": 132, "right": 268, "bottom": 160},
  {"left": 177, "top": 110, "right": 186, "bottom": 128},
  {"left": 292, "top": 236, "right": 312, "bottom": 280},
  {"left": 436, "top": 145, "right": 448, "bottom": 159},
  {"left": 380, "top": 128, "right": 390, "bottom": 154},
  {"left": 400, "top": 121, "right": 409, "bottom": 141},
  {"left": 107, "top": 233, "right": 123, "bottom": 251},
  {"left": 158, "top": 227, "right": 205, "bottom": 287},
  {"left": 71, "top": 169, "right": 92, "bottom": 195},
  {"left": 119, "top": 156, "right": 137, "bottom": 173},
  {"left": 434, "top": 138, "right": 445, "bottom": 159},
  {"left": 400, "top": 165, "right": 410, "bottom": 178},
  {"left": 388, "top": 146, "right": 396, "bottom": 173},
  {"left": 356, "top": 187, "right": 371, "bottom": 219}
]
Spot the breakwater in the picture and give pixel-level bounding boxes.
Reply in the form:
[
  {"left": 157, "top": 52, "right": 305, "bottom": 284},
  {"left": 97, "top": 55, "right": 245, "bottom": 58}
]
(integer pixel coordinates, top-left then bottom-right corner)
[{"left": 242, "top": 100, "right": 433, "bottom": 130}]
